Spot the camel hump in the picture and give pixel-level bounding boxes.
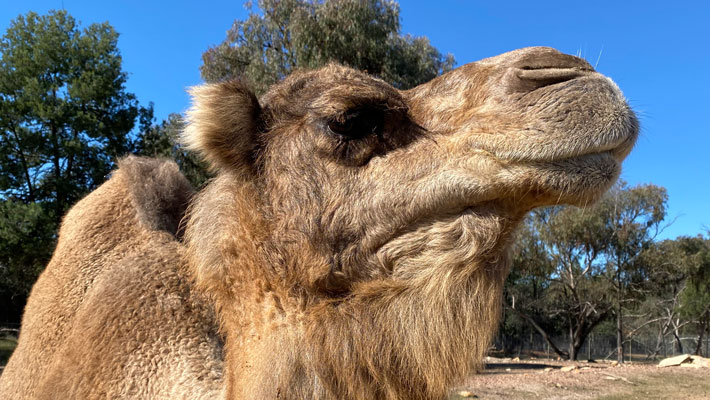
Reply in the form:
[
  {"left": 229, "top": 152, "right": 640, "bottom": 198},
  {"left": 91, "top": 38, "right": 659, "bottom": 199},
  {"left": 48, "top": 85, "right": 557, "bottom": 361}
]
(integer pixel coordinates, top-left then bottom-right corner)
[{"left": 117, "top": 156, "right": 194, "bottom": 236}]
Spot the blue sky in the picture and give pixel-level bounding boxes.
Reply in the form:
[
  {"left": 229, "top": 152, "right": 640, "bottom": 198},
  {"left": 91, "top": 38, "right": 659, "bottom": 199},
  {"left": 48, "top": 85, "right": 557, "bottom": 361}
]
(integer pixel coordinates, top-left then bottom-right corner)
[{"left": 1, "top": 1, "right": 708, "bottom": 240}]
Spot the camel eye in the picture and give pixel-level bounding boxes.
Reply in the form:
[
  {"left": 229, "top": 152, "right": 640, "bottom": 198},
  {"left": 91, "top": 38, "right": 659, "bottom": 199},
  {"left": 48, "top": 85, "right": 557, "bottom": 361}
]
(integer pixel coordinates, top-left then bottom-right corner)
[{"left": 327, "top": 108, "right": 385, "bottom": 140}]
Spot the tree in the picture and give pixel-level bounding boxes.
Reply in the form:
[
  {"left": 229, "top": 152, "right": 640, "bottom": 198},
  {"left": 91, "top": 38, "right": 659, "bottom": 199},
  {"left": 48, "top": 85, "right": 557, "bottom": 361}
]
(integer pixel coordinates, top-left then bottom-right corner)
[
  {"left": 0, "top": 10, "right": 149, "bottom": 323},
  {"left": 508, "top": 207, "right": 614, "bottom": 360},
  {"left": 633, "top": 239, "right": 689, "bottom": 358},
  {"left": 600, "top": 183, "right": 668, "bottom": 363},
  {"left": 504, "top": 214, "right": 563, "bottom": 357},
  {"left": 675, "top": 236, "right": 710, "bottom": 355},
  {"left": 635, "top": 235, "right": 710, "bottom": 358},
  {"left": 200, "top": 0, "right": 455, "bottom": 94},
  {"left": 506, "top": 182, "right": 668, "bottom": 361}
]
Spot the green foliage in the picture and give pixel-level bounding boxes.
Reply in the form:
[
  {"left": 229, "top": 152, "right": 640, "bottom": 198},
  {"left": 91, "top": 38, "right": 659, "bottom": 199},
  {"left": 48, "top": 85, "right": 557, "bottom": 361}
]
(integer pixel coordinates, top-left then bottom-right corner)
[
  {"left": 676, "top": 237, "right": 710, "bottom": 343},
  {"left": 200, "top": 0, "right": 455, "bottom": 94},
  {"left": 600, "top": 183, "right": 668, "bottom": 290},
  {"left": 0, "top": 201, "right": 53, "bottom": 301},
  {"left": 508, "top": 206, "right": 615, "bottom": 359},
  {"left": 0, "top": 10, "right": 147, "bottom": 217},
  {"left": 0, "top": 10, "right": 148, "bottom": 322},
  {"left": 681, "top": 279, "right": 710, "bottom": 321}
]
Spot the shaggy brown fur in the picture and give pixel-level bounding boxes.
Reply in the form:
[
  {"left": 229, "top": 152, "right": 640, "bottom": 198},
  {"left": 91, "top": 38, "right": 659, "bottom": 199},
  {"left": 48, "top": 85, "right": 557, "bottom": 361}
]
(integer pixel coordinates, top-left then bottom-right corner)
[
  {"left": 0, "top": 157, "right": 223, "bottom": 399},
  {"left": 0, "top": 47, "right": 637, "bottom": 399}
]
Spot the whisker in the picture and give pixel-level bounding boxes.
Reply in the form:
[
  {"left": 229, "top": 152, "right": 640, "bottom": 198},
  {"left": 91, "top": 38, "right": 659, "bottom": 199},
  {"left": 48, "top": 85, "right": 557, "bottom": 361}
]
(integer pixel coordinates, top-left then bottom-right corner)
[{"left": 595, "top": 45, "right": 604, "bottom": 69}]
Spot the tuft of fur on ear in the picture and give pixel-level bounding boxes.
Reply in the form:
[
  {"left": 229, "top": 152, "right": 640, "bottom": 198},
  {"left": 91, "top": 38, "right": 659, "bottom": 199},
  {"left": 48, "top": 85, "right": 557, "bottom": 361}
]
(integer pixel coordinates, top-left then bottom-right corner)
[{"left": 182, "top": 80, "right": 261, "bottom": 173}]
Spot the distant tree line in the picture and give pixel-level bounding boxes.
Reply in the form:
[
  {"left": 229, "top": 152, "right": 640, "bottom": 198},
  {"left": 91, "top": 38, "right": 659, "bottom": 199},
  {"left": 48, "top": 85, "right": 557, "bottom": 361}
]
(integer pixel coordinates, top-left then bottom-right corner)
[
  {"left": 502, "top": 182, "right": 710, "bottom": 361},
  {"left": 0, "top": 2, "right": 707, "bottom": 362}
]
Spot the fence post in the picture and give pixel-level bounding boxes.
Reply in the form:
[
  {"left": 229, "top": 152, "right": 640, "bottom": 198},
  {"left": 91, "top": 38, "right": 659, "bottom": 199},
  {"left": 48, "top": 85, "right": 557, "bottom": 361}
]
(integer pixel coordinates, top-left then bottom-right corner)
[
  {"left": 588, "top": 334, "right": 592, "bottom": 360},
  {"left": 663, "top": 338, "right": 666, "bottom": 358},
  {"left": 628, "top": 340, "right": 631, "bottom": 363}
]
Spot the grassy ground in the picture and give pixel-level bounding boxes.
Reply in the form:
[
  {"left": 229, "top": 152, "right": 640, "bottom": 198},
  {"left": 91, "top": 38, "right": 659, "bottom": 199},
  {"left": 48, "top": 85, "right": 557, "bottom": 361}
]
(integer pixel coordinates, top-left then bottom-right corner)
[{"left": 0, "top": 337, "right": 17, "bottom": 371}]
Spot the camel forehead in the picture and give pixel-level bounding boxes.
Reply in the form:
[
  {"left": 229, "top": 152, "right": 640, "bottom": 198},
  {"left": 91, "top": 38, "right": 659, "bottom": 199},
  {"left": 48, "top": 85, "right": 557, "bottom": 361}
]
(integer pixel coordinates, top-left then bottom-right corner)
[
  {"left": 261, "top": 63, "right": 405, "bottom": 119},
  {"left": 265, "top": 63, "right": 391, "bottom": 99}
]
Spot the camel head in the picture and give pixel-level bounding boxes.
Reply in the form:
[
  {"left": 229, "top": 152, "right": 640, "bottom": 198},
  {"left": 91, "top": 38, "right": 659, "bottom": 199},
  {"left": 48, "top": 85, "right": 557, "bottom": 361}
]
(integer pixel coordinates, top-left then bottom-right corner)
[
  {"left": 183, "top": 45, "right": 637, "bottom": 300},
  {"left": 179, "top": 46, "right": 638, "bottom": 398}
]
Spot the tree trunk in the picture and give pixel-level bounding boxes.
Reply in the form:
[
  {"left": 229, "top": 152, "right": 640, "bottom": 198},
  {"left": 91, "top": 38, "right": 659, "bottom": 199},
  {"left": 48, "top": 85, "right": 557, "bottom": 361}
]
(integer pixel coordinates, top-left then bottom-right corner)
[
  {"left": 569, "top": 325, "right": 577, "bottom": 361},
  {"left": 8, "top": 126, "right": 35, "bottom": 201},
  {"left": 588, "top": 333, "right": 593, "bottom": 360},
  {"left": 509, "top": 306, "right": 569, "bottom": 359},
  {"left": 651, "top": 324, "right": 664, "bottom": 359},
  {"left": 694, "top": 321, "right": 707, "bottom": 356},
  {"left": 673, "top": 329, "right": 684, "bottom": 354},
  {"left": 569, "top": 342, "right": 578, "bottom": 361},
  {"left": 616, "top": 305, "right": 624, "bottom": 363},
  {"left": 615, "top": 260, "right": 625, "bottom": 364}
]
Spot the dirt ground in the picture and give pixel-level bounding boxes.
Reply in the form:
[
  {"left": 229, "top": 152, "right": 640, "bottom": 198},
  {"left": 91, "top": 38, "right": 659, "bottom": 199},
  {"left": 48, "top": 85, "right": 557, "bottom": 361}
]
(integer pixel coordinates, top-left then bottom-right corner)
[
  {"left": 451, "top": 357, "right": 710, "bottom": 400},
  {"left": 2, "top": 345, "right": 708, "bottom": 399}
]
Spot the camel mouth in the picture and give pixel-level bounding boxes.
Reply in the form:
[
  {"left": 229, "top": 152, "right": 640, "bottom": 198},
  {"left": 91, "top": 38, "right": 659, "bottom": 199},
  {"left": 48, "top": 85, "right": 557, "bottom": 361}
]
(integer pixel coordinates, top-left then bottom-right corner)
[{"left": 496, "top": 73, "right": 640, "bottom": 164}]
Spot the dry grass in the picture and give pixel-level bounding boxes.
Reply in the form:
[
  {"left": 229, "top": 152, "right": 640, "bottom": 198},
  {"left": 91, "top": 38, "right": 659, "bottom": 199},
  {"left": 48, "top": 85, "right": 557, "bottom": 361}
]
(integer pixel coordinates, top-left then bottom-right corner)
[{"left": 451, "top": 358, "right": 710, "bottom": 400}]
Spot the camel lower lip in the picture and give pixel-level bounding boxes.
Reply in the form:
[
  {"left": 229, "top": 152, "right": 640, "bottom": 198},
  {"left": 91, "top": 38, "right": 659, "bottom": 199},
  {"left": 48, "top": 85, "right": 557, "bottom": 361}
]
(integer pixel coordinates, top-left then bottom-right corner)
[
  {"left": 550, "top": 149, "right": 617, "bottom": 164},
  {"left": 556, "top": 132, "right": 637, "bottom": 164},
  {"left": 563, "top": 146, "right": 623, "bottom": 162}
]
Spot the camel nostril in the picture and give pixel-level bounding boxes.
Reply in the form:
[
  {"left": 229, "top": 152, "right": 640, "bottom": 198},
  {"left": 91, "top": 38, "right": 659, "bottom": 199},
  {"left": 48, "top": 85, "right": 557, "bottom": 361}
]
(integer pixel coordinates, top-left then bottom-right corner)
[
  {"left": 515, "top": 67, "right": 588, "bottom": 88},
  {"left": 514, "top": 48, "right": 594, "bottom": 72},
  {"left": 501, "top": 49, "right": 596, "bottom": 93},
  {"left": 506, "top": 66, "right": 590, "bottom": 94}
]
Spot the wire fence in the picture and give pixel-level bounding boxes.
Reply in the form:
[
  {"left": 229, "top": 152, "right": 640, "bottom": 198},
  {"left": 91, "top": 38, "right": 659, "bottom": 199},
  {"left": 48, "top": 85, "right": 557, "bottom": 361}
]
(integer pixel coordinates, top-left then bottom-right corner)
[
  {"left": 0, "top": 322, "right": 20, "bottom": 340},
  {"left": 493, "top": 332, "right": 709, "bottom": 361},
  {"left": 2, "top": 321, "right": 707, "bottom": 367}
]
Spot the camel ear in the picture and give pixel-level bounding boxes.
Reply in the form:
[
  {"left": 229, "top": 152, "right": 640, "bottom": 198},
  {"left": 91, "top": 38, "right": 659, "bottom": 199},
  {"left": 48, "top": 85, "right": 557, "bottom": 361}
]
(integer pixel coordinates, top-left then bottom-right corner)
[{"left": 182, "top": 80, "right": 261, "bottom": 174}]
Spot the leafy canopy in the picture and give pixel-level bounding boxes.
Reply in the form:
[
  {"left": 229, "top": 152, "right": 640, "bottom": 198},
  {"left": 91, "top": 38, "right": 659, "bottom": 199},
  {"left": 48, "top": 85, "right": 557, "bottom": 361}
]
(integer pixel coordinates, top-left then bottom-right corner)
[
  {"left": 0, "top": 9, "right": 148, "bottom": 216},
  {"left": 0, "top": 10, "right": 148, "bottom": 322},
  {"left": 200, "top": 0, "right": 455, "bottom": 94}
]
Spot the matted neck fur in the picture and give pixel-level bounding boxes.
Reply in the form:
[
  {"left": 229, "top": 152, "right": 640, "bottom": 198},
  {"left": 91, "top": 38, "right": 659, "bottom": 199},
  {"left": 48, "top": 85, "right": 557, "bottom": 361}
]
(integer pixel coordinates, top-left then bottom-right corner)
[{"left": 182, "top": 47, "right": 637, "bottom": 399}]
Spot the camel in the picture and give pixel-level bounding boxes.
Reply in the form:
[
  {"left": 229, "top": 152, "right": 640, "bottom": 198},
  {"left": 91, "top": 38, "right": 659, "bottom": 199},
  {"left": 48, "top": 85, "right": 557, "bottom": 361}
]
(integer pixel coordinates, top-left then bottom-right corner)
[{"left": 0, "top": 47, "right": 638, "bottom": 399}]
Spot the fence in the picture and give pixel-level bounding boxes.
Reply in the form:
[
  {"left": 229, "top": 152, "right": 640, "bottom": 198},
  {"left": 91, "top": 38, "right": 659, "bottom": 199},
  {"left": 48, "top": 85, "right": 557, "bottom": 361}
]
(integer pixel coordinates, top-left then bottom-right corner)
[
  {"left": 0, "top": 322, "right": 19, "bottom": 338},
  {"left": 493, "top": 331, "right": 709, "bottom": 361}
]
